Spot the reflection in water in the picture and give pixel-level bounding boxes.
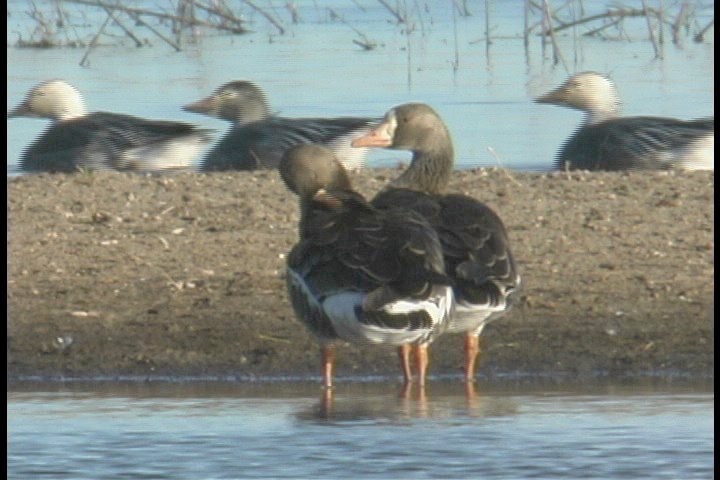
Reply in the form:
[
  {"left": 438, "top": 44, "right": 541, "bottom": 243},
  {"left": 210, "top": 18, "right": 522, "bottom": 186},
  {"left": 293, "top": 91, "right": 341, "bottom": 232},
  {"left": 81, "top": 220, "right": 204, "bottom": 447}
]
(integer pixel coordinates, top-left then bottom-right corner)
[{"left": 297, "top": 382, "right": 520, "bottom": 423}]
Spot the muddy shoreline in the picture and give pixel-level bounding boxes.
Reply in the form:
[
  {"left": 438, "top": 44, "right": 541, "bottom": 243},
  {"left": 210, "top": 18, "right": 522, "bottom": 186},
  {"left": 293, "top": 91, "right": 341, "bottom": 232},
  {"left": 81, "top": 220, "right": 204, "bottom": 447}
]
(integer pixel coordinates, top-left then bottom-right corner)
[{"left": 7, "top": 168, "right": 714, "bottom": 383}]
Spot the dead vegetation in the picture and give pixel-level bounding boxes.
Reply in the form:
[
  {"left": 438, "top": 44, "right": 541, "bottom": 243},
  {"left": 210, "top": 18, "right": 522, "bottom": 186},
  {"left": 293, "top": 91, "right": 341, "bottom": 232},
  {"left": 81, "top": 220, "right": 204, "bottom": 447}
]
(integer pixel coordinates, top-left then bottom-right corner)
[
  {"left": 525, "top": 0, "right": 715, "bottom": 66},
  {"left": 6, "top": 1, "right": 714, "bottom": 74}
]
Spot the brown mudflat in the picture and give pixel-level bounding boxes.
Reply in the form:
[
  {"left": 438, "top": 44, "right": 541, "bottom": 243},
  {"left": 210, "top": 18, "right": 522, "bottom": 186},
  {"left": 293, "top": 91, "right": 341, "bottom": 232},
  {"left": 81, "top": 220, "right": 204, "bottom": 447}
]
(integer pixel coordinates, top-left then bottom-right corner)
[{"left": 7, "top": 168, "right": 714, "bottom": 383}]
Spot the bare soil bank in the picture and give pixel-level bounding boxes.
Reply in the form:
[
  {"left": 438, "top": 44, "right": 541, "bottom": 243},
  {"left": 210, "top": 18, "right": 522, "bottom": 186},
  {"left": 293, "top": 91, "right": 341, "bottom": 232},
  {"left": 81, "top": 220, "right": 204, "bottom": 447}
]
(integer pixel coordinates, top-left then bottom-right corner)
[{"left": 7, "top": 168, "right": 714, "bottom": 383}]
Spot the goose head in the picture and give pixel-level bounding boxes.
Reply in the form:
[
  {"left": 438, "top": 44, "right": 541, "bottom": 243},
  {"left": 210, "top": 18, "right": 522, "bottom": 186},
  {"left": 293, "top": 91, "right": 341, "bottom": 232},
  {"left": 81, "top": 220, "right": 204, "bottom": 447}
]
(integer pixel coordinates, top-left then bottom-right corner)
[
  {"left": 352, "top": 103, "right": 454, "bottom": 194},
  {"left": 183, "top": 80, "right": 271, "bottom": 125},
  {"left": 279, "top": 144, "right": 353, "bottom": 201},
  {"left": 535, "top": 71, "right": 621, "bottom": 124},
  {"left": 8, "top": 79, "right": 87, "bottom": 121}
]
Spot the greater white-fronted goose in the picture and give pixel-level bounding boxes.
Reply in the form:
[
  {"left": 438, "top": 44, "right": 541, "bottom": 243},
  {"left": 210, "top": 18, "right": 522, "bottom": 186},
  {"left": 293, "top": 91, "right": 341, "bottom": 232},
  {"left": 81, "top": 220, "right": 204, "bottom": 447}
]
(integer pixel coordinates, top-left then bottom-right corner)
[
  {"left": 183, "top": 80, "right": 378, "bottom": 172},
  {"left": 8, "top": 79, "right": 213, "bottom": 173},
  {"left": 280, "top": 144, "right": 454, "bottom": 388},
  {"left": 536, "top": 71, "right": 714, "bottom": 171},
  {"left": 352, "top": 103, "right": 521, "bottom": 382}
]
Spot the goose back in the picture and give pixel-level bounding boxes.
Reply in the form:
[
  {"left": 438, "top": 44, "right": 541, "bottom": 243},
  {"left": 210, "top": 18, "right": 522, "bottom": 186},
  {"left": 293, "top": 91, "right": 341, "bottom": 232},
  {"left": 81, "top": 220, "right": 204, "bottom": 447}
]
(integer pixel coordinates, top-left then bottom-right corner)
[
  {"left": 353, "top": 102, "right": 521, "bottom": 337},
  {"left": 18, "top": 112, "right": 213, "bottom": 172},
  {"left": 281, "top": 144, "right": 454, "bottom": 347},
  {"left": 9, "top": 80, "right": 212, "bottom": 173},
  {"left": 536, "top": 72, "right": 714, "bottom": 171},
  {"left": 201, "top": 116, "right": 378, "bottom": 171},
  {"left": 184, "top": 80, "right": 379, "bottom": 172},
  {"left": 557, "top": 116, "right": 714, "bottom": 171}
]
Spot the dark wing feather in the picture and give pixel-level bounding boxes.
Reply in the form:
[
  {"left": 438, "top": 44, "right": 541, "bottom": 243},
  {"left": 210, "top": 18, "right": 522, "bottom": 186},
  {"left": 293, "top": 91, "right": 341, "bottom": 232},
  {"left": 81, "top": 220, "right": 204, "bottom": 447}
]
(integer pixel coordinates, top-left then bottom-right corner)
[
  {"left": 373, "top": 188, "right": 520, "bottom": 309},
  {"left": 19, "top": 121, "right": 97, "bottom": 172},
  {"left": 19, "top": 112, "right": 210, "bottom": 172},
  {"left": 287, "top": 189, "right": 451, "bottom": 339},
  {"left": 558, "top": 116, "right": 714, "bottom": 171},
  {"left": 438, "top": 194, "right": 519, "bottom": 308},
  {"left": 201, "top": 117, "right": 380, "bottom": 171}
]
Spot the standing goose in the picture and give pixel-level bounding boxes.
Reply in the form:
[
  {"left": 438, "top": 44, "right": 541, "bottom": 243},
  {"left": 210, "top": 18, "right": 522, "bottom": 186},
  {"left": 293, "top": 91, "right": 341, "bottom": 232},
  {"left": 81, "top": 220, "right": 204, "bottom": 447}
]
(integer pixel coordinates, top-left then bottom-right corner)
[
  {"left": 536, "top": 71, "right": 714, "bottom": 171},
  {"left": 8, "top": 79, "right": 213, "bottom": 173},
  {"left": 280, "top": 144, "right": 454, "bottom": 388},
  {"left": 183, "top": 80, "right": 378, "bottom": 172},
  {"left": 352, "top": 103, "right": 520, "bottom": 382}
]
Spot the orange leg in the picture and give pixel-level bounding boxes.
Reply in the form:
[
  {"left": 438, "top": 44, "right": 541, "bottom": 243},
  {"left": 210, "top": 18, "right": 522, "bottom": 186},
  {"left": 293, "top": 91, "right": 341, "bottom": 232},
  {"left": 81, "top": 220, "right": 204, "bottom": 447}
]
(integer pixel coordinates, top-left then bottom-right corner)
[
  {"left": 398, "top": 344, "right": 413, "bottom": 384},
  {"left": 464, "top": 333, "right": 480, "bottom": 383},
  {"left": 414, "top": 344, "right": 429, "bottom": 387},
  {"left": 321, "top": 344, "right": 336, "bottom": 389}
]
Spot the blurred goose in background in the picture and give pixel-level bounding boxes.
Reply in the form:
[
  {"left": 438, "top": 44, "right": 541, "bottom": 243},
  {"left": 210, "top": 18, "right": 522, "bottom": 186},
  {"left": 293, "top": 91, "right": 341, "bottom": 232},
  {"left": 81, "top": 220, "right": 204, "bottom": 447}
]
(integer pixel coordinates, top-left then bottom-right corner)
[
  {"left": 280, "top": 144, "right": 454, "bottom": 388},
  {"left": 8, "top": 79, "right": 213, "bottom": 174},
  {"left": 535, "top": 71, "right": 714, "bottom": 171},
  {"left": 353, "top": 103, "right": 521, "bottom": 383},
  {"left": 183, "top": 80, "right": 378, "bottom": 172}
]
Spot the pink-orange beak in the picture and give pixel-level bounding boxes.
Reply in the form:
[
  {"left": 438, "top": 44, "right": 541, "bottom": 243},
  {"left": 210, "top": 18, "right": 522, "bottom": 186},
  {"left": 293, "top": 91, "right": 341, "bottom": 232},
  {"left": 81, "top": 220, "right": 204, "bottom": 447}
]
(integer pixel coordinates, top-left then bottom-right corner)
[{"left": 351, "top": 121, "right": 393, "bottom": 148}]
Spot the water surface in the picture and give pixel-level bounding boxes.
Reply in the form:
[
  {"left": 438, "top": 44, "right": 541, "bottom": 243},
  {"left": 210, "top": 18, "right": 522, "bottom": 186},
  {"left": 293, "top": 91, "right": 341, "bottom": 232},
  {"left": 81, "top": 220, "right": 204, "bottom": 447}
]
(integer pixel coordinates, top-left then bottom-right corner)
[
  {"left": 6, "top": 0, "right": 715, "bottom": 174},
  {"left": 8, "top": 381, "right": 714, "bottom": 479}
]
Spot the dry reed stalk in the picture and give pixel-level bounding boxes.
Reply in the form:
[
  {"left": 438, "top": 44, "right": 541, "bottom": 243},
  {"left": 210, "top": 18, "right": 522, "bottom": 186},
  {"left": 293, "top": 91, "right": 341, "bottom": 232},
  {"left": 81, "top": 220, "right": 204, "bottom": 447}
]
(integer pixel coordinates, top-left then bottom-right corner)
[
  {"left": 103, "top": 6, "right": 143, "bottom": 48},
  {"left": 487, "top": 147, "right": 523, "bottom": 187},
  {"left": 67, "top": 0, "right": 248, "bottom": 34},
  {"left": 485, "top": 0, "right": 492, "bottom": 57},
  {"left": 452, "top": 4, "right": 460, "bottom": 73},
  {"left": 541, "top": 7, "right": 657, "bottom": 35},
  {"left": 328, "top": 7, "right": 377, "bottom": 50},
  {"left": 671, "top": 1, "right": 690, "bottom": 46},
  {"left": 541, "top": 0, "right": 569, "bottom": 70},
  {"left": 377, "top": 0, "right": 408, "bottom": 24},
  {"left": 79, "top": 10, "right": 112, "bottom": 66},
  {"left": 129, "top": 12, "right": 182, "bottom": 51},
  {"left": 641, "top": 0, "right": 662, "bottom": 58},
  {"left": 693, "top": 18, "right": 713, "bottom": 43},
  {"left": 241, "top": 0, "right": 285, "bottom": 34}
]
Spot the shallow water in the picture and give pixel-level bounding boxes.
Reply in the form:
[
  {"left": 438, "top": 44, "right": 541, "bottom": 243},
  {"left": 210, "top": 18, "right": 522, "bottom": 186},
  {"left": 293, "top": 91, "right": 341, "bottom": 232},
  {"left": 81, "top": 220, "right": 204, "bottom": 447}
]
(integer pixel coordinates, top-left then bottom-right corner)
[
  {"left": 8, "top": 380, "right": 714, "bottom": 479},
  {"left": 6, "top": 5, "right": 715, "bottom": 477},
  {"left": 6, "top": 0, "right": 715, "bottom": 174}
]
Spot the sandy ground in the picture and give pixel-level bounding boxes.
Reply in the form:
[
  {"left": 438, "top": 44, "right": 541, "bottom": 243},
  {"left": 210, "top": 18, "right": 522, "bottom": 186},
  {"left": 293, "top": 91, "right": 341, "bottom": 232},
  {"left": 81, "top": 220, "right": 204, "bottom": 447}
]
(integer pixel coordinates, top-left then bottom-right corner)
[{"left": 6, "top": 168, "right": 714, "bottom": 383}]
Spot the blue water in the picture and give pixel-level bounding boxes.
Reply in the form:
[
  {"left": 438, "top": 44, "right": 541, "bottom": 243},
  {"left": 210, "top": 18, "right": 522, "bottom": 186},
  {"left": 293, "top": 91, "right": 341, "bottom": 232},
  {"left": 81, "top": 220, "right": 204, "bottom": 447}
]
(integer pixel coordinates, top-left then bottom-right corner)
[
  {"left": 6, "top": 4, "right": 715, "bottom": 478},
  {"left": 6, "top": 0, "right": 715, "bottom": 173},
  {"left": 7, "top": 381, "right": 714, "bottom": 479}
]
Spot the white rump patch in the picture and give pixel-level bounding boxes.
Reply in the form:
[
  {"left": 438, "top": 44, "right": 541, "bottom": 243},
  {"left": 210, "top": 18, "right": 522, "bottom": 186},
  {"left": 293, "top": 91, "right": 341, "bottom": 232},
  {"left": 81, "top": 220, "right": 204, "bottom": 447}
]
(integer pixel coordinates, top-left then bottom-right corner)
[{"left": 676, "top": 133, "right": 714, "bottom": 170}]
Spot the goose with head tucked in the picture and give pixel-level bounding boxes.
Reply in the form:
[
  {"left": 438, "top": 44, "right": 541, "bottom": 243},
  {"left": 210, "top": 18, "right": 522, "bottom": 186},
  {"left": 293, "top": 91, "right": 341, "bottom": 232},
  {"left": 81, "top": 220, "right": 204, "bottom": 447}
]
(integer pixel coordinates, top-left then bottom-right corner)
[
  {"left": 8, "top": 79, "right": 213, "bottom": 173},
  {"left": 352, "top": 103, "right": 521, "bottom": 383},
  {"left": 280, "top": 144, "right": 454, "bottom": 388},
  {"left": 184, "top": 80, "right": 378, "bottom": 172},
  {"left": 535, "top": 71, "right": 714, "bottom": 171}
]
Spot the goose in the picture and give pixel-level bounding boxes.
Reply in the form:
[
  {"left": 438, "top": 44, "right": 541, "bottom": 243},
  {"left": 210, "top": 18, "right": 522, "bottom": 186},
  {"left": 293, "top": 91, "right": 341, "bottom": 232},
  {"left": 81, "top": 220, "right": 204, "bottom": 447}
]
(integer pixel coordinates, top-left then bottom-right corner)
[
  {"left": 535, "top": 71, "right": 714, "bottom": 171},
  {"left": 183, "top": 80, "right": 378, "bottom": 172},
  {"left": 8, "top": 79, "right": 213, "bottom": 173},
  {"left": 280, "top": 144, "right": 454, "bottom": 388},
  {"left": 352, "top": 103, "right": 521, "bottom": 382}
]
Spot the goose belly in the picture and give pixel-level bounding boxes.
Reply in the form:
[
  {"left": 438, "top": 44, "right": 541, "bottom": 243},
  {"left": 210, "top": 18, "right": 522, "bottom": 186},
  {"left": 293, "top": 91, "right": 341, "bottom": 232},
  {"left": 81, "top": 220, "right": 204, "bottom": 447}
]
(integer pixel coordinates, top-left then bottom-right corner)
[
  {"left": 323, "top": 287, "right": 453, "bottom": 345},
  {"left": 446, "top": 300, "right": 506, "bottom": 335}
]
